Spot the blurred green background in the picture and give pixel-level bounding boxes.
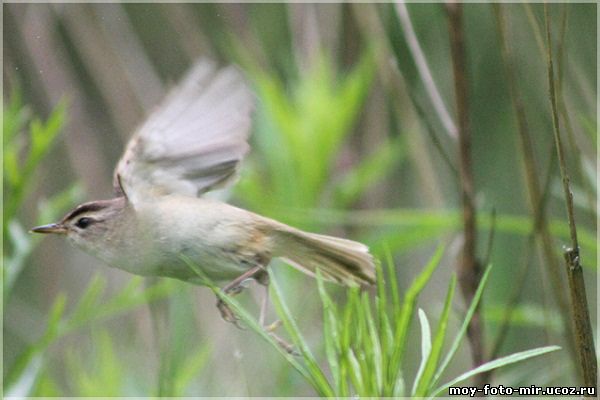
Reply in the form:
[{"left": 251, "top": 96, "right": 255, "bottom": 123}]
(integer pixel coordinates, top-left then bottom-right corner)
[{"left": 3, "top": 3, "right": 597, "bottom": 396}]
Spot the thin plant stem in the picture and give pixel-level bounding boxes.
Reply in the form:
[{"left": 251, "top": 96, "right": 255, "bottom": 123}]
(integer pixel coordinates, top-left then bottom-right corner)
[
  {"left": 404, "top": 79, "right": 459, "bottom": 179},
  {"left": 555, "top": 5, "right": 597, "bottom": 219},
  {"left": 16, "top": 4, "right": 111, "bottom": 197},
  {"left": 523, "top": 3, "right": 597, "bottom": 218},
  {"left": 54, "top": 4, "right": 145, "bottom": 136},
  {"left": 481, "top": 208, "right": 496, "bottom": 270},
  {"left": 92, "top": 3, "right": 165, "bottom": 111},
  {"left": 395, "top": 0, "right": 458, "bottom": 140},
  {"left": 160, "top": 3, "right": 216, "bottom": 60},
  {"left": 489, "top": 147, "right": 563, "bottom": 362},
  {"left": 492, "top": 3, "right": 577, "bottom": 369},
  {"left": 544, "top": 4, "right": 597, "bottom": 390},
  {"left": 446, "top": 2, "right": 485, "bottom": 379},
  {"left": 489, "top": 233, "right": 534, "bottom": 360},
  {"left": 523, "top": 4, "right": 546, "bottom": 55},
  {"left": 350, "top": 3, "right": 458, "bottom": 178}
]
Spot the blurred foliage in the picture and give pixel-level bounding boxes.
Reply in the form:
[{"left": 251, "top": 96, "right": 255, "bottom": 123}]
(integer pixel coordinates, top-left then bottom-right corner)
[
  {"left": 4, "top": 274, "right": 178, "bottom": 397},
  {"left": 3, "top": 90, "right": 66, "bottom": 227},
  {"left": 1, "top": 94, "right": 184, "bottom": 394},
  {"left": 281, "top": 207, "right": 597, "bottom": 266},
  {"left": 3, "top": 2, "right": 596, "bottom": 397},
  {"left": 239, "top": 53, "right": 405, "bottom": 227},
  {"left": 65, "top": 331, "right": 125, "bottom": 396},
  {"left": 2, "top": 91, "right": 83, "bottom": 298}
]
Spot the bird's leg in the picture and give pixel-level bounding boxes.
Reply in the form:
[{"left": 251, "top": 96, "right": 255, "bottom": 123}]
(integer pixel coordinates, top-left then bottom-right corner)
[
  {"left": 255, "top": 272, "right": 298, "bottom": 355},
  {"left": 216, "top": 265, "right": 263, "bottom": 327},
  {"left": 218, "top": 267, "right": 297, "bottom": 355},
  {"left": 257, "top": 272, "right": 269, "bottom": 327}
]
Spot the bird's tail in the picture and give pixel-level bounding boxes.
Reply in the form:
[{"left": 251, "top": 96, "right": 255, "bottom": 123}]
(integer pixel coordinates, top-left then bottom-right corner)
[{"left": 272, "top": 227, "right": 376, "bottom": 286}]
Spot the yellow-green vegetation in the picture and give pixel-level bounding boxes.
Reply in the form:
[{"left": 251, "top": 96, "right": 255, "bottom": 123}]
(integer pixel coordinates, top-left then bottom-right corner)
[{"left": 3, "top": 3, "right": 595, "bottom": 396}]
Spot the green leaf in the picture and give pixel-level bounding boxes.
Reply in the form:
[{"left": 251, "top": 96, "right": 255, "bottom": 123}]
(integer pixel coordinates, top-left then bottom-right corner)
[
  {"left": 4, "top": 221, "right": 34, "bottom": 293},
  {"left": 3, "top": 99, "right": 68, "bottom": 227},
  {"left": 346, "top": 349, "right": 365, "bottom": 394},
  {"left": 334, "top": 136, "right": 406, "bottom": 207},
  {"left": 31, "top": 368, "right": 63, "bottom": 397},
  {"left": 412, "top": 309, "right": 432, "bottom": 396},
  {"left": 3, "top": 85, "right": 31, "bottom": 148},
  {"left": 270, "top": 277, "right": 335, "bottom": 396},
  {"left": 172, "top": 343, "right": 211, "bottom": 396},
  {"left": 5, "top": 276, "right": 176, "bottom": 395},
  {"left": 418, "top": 275, "right": 457, "bottom": 396},
  {"left": 362, "top": 291, "right": 383, "bottom": 394},
  {"left": 66, "top": 331, "right": 123, "bottom": 396},
  {"left": 4, "top": 184, "right": 83, "bottom": 298},
  {"left": 67, "top": 275, "right": 107, "bottom": 328},
  {"left": 485, "top": 303, "right": 563, "bottom": 333},
  {"left": 430, "top": 346, "right": 561, "bottom": 397},
  {"left": 4, "top": 294, "right": 67, "bottom": 392},
  {"left": 5, "top": 354, "right": 43, "bottom": 398},
  {"left": 240, "top": 52, "right": 375, "bottom": 219},
  {"left": 383, "top": 246, "right": 401, "bottom": 315},
  {"left": 431, "top": 264, "right": 493, "bottom": 388},
  {"left": 388, "top": 242, "right": 445, "bottom": 384},
  {"left": 316, "top": 272, "right": 343, "bottom": 394}
]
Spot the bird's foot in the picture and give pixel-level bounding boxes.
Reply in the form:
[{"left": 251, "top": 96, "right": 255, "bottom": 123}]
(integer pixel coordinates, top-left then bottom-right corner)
[
  {"left": 268, "top": 331, "right": 299, "bottom": 356},
  {"left": 216, "top": 298, "right": 244, "bottom": 330},
  {"left": 262, "top": 319, "right": 298, "bottom": 355},
  {"left": 264, "top": 319, "right": 282, "bottom": 333}
]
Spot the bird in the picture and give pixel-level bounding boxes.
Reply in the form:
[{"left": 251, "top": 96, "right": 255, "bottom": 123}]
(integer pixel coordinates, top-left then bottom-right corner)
[{"left": 31, "top": 60, "right": 376, "bottom": 344}]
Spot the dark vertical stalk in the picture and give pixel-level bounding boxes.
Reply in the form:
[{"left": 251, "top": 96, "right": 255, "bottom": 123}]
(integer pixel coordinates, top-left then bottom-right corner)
[
  {"left": 544, "top": 4, "right": 597, "bottom": 391},
  {"left": 446, "top": 2, "right": 484, "bottom": 377},
  {"left": 492, "top": 3, "right": 577, "bottom": 369}
]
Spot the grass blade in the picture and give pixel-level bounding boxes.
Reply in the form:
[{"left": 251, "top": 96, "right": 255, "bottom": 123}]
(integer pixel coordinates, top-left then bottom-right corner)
[
  {"left": 417, "top": 275, "right": 457, "bottom": 396},
  {"left": 431, "top": 264, "right": 493, "bottom": 387},
  {"left": 387, "top": 243, "right": 445, "bottom": 390},
  {"left": 316, "top": 272, "right": 343, "bottom": 394},
  {"left": 269, "top": 277, "right": 334, "bottom": 396},
  {"left": 411, "top": 309, "right": 432, "bottom": 396},
  {"left": 430, "top": 346, "right": 561, "bottom": 397}
]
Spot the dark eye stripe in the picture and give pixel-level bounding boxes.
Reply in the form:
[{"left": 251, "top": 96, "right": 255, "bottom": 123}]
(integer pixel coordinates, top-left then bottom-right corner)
[
  {"left": 64, "top": 203, "right": 106, "bottom": 220},
  {"left": 64, "top": 202, "right": 109, "bottom": 221}
]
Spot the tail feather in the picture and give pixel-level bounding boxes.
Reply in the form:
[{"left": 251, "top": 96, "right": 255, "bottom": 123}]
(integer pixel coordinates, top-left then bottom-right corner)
[{"left": 273, "top": 227, "right": 376, "bottom": 286}]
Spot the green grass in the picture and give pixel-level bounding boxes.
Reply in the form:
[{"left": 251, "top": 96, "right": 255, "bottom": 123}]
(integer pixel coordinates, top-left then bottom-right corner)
[{"left": 182, "top": 245, "right": 560, "bottom": 397}]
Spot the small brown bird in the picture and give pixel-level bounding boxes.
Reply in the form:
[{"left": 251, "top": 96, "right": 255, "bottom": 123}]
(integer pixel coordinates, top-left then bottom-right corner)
[{"left": 32, "top": 60, "right": 376, "bottom": 335}]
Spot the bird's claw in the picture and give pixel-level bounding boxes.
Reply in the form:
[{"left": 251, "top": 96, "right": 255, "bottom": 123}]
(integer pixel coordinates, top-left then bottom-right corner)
[
  {"left": 216, "top": 298, "right": 245, "bottom": 330},
  {"left": 262, "top": 319, "right": 298, "bottom": 355},
  {"left": 265, "top": 319, "right": 282, "bottom": 333},
  {"left": 268, "top": 332, "right": 299, "bottom": 356}
]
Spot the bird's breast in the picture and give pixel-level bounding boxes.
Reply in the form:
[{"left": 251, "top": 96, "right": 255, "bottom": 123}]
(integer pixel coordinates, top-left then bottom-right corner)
[{"left": 127, "top": 196, "right": 272, "bottom": 282}]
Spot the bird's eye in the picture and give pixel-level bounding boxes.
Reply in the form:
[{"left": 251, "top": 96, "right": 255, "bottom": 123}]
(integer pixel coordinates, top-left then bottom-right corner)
[{"left": 75, "top": 217, "right": 92, "bottom": 229}]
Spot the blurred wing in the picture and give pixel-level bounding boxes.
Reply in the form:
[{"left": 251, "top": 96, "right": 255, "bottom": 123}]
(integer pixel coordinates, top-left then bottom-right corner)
[{"left": 114, "top": 60, "right": 254, "bottom": 205}]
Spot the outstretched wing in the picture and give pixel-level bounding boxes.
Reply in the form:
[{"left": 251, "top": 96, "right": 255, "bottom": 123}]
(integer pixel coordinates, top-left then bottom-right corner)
[{"left": 114, "top": 60, "right": 254, "bottom": 205}]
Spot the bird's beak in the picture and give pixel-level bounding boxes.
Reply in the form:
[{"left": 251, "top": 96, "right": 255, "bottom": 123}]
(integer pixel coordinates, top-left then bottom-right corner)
[{"left": 30, "top": 223, "right": 67, "bottom": 235}]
